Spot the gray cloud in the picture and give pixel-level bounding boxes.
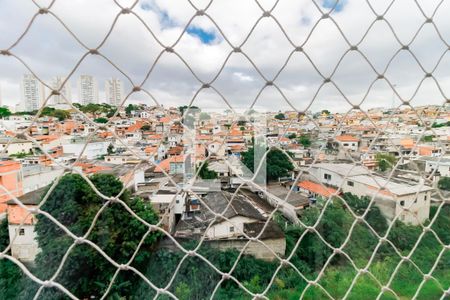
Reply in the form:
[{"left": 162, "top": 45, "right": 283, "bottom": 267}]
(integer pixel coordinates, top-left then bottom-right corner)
[{"left": 0, "top": 0, "right": 449, "bottom": 112}]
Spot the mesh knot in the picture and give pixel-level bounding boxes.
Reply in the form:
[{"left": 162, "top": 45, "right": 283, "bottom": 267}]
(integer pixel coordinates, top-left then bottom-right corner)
[
  {"left": 322, "top": 13, "right": 329, "bottom": 19},
  {"left": 426, "top": 18, "right": 433, "bottom": 23},
  {"left": 360, "top": 268, "right": 368, "bottom": 274},
  {"left": 379, "top": 236, "right": 387, "bottom": 243},
  {"left": 233, "top": 47, "right": 242, "bottom": 53},
  {"left": 401, "top": 45, "right": 409, "bottom": 50},
  {"left": 202, "top": 83, "right": 210, "bottom": 89},
  {"left": 51, "top": 90, "right": 60, "bottom": 96},
  {"left": 423, "top": 274, "right": 431, "bottom": 281},
  {"left": 74, "top": 237, "right": 85, "bottom": 245},
  {"left": 350, "top": 45, "right": 358, "bottom": 51},
  {"left": 121, "top": 8, "right": 131, "bottom": 14},
  {"left": 323, "top": 78, "right": 331, "bottom": 83},
  {"left": 262, "top": 11, "right": 271, "bottom": 17},
  {"left": 295, "top": 46, "right": 303, "bottom": 52},
  {"left": 165, "top": 47, "right": 174, "bottom": 53},
  {"left": 281, "top": 259, "right": 289, "bottom": 266},
  {"left": 266, "top": 81, "right": 274, "bottom": 86},
  {"left": 89, "top": 49, "right": 99, "bottom": 55},
  {"left": 222, "top": 273, "right": 231, "bottom": 280},
  {"left": 38, "top": 8, "right": 49, "bottom": 14},
  {"left": 28, "top": 207, "right": 39, "bottom": 214},
  {"left": 376, "top": 15, "right": 384, "bottom": 21},
  {"left": 377, "top": 74, "right": 384, "bottom": 79},
  {"left": 425, "top": 73, "right": 432, "bottom": 78},
  {"left": 196, "top": 10, "right": 205, "bottom": 16},
  {"left": 132, "top": 86, "right": 141, "bottom": 92},
  {"left": 423, "top": 226, "right": 431, "bottom": 233},
  {"left": 188, "top": 250, "right": 195, "bottom": 257},
  {"left": 42, "top": 280, "right": 53, "bottom": 288},
  {"left": 352, "top": 104, "right": 360, "bottom": 110},
  {"left": 333, "top": 248, "right": 342, "bottom": 254},
  {"left": 119, "top": 264, "right": 129, "bottom": 270},
  {"left": 0, "top": 50, "right": 11, "bottom": 56},
  {"left": 402, "top": 100, "right": 410, "bottom": 105}
]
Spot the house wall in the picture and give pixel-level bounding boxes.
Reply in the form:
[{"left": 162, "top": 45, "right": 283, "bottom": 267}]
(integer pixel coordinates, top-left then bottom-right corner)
[
  {"left": 22, "top": 167, "right": 64, "bottom": 194},
  {"left": 8, "top": 224, "right": 40, "bottom": 263},
  {"left": 0, "top": 162, "right": 23, "bottom": 213},
  {"left": 425, "top": 161, "right": 450, "bottom": 177},
  {"left": 0, "top": 142, "right": 33, "bottom": 155},
  {"left": 205, "top": 216, "right": 255, "bottom": 239},
  {"left": 62, "top": 141, "right": 109, "bottom": 159}
]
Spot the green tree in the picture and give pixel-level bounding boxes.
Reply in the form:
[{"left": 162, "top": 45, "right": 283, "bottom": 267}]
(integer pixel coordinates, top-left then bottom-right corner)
[
  {"left": 298, "top": 135, "right": 311, "bottom": 148},
  {"left": 376, "top": 153, "right": 397, "bottom": 172},
  {"left": 321, "top": 109, "right": 331, "bottom": 115},
  {"left": 438, "top": 176, "right": 450, "bottom": 191},
  {"left": 242, "top": 147, "right": 294, "bottom": 181},
  {"left": 140, "top": 124, "right": 151, "bottom": 131},
  {"left": 288, "top": 133, "right": 297, "bottom": 139},
  {"left": 52, "top": 109, "right": 70, "bottom": 121},
  {"left": 274, "top": 112, "right": 286, "bottom": 120},
  {"left": 94, "top": 117, "right": 108, "bottom": 123},
  {"left": 0, "top": 107, "right": 11, "bottom": 118},
  {"left": 198, "top": 161, "right": 218, "bottom": 179},
  {"left": 27, "top": 173, "right": 160, "bottom": 299},
  {"left": 107, "top": 144, "right": 115, "bottom": 155},
  {"left": 421, "top": 135, "right": 434, "bottom": 142}
]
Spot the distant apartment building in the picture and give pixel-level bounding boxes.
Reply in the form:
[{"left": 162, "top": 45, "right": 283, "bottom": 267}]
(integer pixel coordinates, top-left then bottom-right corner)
[
  {"left": 0, "top": 161, "right": 23, "bottom": 214},
  {"left": 77, "top": 75, "right": 98, "bottom": 105},
  {"left": 105, "top": 78, "right": 123, "bottom": 106},
  {"left": 21, "top": 74, "right": 44, "bottom": 111},
  {"left": 50, "top": 76, "right": 72, "bottom": 105}
]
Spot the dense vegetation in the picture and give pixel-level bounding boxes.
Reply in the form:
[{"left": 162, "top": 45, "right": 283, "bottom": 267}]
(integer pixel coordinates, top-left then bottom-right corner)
[
  {"left": 438, "top": 176, "right": 450, "bottom": 191},
  {"left": 0, "top": 176, "right": 448, "bottom": 299},
  {"left": 242, "top": 147, "right": 294, "bottom": 181}
]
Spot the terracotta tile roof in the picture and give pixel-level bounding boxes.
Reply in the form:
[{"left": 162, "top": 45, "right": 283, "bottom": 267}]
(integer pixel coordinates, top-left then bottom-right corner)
[
  {"left": 336, "top": 135, "right": 359, "bottom": 142},
  {"left": 298, "top": 180, "right": 337, "bottom": 197}
]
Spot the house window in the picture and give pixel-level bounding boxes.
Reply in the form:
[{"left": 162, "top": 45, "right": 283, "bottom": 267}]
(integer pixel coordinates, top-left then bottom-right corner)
[
  {"left": 229, "top": 226, "right": 234, "bottom": 232},
  {"left": 324, "top": 174, "right": 331, "bottom": 180},
  {"left": 19, "top": 228, "right": 25, "bottom": 236},
  {"left": 347, "top": 181, "right": 354, "bottom": 187},
  {"left": 400, "top": 201, "right": 405, "bottom": 206}
]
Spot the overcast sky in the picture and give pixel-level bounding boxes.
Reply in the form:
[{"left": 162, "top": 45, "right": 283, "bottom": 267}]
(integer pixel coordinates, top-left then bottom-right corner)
[{"left": 0, "top": 0, "right": 449, "bottom": 113}]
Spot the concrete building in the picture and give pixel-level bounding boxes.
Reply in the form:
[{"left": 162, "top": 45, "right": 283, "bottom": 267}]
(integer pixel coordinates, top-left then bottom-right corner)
[
  {"left": 0, "top": 161, "right": 23, "bottom": 214},
  {"left": 21, "top": 74, "right": 44, "bottom": 111},
  {"left": 105, "top": 78, "right": 123, "bottom": 106},
  {"left": 0, "top": 137, "right": 33, "bottom": 155},
  {"left": 22, "top": 165, "right": 64, "bottom": 194},
  {"left": 7, "top": 188, "right": 43, "bottom": 263},
  {"left": 50, "top": 76, "right": 72, "bottom": 105},
  {"left": 77, "top": 75, "right": 98, "bottom": 105},
  {"left": 307, "top": 163, "right": 432, "bottom": 225},
  {"left": 174, "top": 192, "right": 286, "bottom": 261}
]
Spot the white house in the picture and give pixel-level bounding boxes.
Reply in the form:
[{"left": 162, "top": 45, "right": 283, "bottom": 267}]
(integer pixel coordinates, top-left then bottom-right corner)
[{"left": 307, "top": 163, "right": 432, "bottom": 225}]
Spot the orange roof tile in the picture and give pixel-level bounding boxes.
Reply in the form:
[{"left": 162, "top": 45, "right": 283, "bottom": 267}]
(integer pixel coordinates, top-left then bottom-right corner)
[{"left": 298, "top": 180, "right": 337, "bottom": 197}]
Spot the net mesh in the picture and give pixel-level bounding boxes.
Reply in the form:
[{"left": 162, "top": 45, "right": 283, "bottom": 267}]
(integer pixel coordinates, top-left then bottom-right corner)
[{"left": 0, "top": 0, "right": 449, "bottom": 299}]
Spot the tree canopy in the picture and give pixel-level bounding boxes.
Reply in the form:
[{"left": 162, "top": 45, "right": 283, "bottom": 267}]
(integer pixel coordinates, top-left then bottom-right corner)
[
  {"left": 242, "top": 147, "right": 294, "bottom": 181},
  {"left": 0, "top": 107, "right": 11, "bottom": 118},
  {"left": 23, "top": 173, "right": 160, "bottom": 299}
]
